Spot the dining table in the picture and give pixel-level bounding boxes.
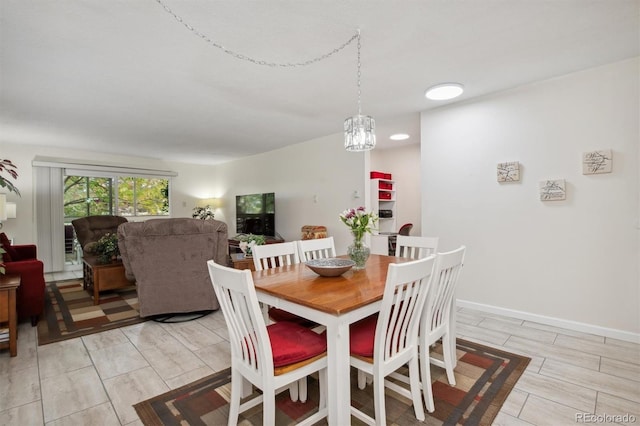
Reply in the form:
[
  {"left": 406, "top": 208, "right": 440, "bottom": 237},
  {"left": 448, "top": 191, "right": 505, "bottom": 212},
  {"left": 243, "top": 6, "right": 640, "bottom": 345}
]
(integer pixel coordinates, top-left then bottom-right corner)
[{"left": 252, "top": 253, "right": 411, "bottom": 425}]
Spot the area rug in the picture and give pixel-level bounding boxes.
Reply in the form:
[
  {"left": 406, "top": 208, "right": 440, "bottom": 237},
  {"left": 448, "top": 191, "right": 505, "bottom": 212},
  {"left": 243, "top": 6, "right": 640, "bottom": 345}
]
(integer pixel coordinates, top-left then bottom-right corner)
[
  {"left": 134, "top": 339, "right": 530, "bottom": 426},
  {"left": 37, "top": 279, "right": 146, "bottom": 346}
]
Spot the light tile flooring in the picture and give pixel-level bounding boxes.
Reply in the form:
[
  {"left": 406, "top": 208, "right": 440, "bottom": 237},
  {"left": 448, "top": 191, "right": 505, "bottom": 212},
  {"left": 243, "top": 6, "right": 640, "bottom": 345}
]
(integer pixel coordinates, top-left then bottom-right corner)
[{"left": 0, "top": 271, "right": 638, "bottom": 425}]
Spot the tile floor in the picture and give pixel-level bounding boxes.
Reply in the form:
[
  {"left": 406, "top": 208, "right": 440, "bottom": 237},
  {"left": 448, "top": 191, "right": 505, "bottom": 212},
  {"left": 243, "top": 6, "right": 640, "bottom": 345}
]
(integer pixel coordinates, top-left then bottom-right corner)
[{"left": 0, "top": 271, "right": 638, "bottom": 425}]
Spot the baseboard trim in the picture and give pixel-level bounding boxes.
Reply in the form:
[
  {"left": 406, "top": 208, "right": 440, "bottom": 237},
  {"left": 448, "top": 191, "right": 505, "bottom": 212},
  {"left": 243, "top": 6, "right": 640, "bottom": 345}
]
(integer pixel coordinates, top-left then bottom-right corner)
[{"left": 457, "top": 299, "right": 640, "bottom": 344}]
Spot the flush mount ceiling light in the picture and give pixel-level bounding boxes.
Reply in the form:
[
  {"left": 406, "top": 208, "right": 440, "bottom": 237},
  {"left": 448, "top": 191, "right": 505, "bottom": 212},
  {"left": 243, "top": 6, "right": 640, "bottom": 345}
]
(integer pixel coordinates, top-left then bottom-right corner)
[
  {"left": 344, "top": 30, "right": 376, "bottom": 152},
  {"left": 390, "top": 133, "right": 410, "bottom": 141},
  {"left": 425, "top": 83, "right": 464, "bottom": 100}
]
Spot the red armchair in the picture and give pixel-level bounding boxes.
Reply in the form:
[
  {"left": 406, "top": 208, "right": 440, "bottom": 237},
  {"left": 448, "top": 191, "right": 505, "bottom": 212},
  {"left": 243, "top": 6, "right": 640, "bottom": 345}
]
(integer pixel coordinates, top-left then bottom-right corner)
[{"left": 1, "top": 233, "right": 45, "bottom": 326}]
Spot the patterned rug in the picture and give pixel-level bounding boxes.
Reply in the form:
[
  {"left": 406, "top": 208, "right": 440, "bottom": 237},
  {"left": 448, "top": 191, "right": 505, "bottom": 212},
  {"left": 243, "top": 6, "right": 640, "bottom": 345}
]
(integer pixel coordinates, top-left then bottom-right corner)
[
  {"left": 134, "top": 339, "right": 530, "bottom": 426},
  {"left": 37, "top": 279, "right": 146, "bottom": 346}
]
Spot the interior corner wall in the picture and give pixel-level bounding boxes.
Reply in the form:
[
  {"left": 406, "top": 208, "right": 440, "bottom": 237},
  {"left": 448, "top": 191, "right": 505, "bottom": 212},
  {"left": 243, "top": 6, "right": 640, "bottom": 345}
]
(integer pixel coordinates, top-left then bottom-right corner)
[{"left": 421, "top": 58, "right": 639, "bottom": 337}]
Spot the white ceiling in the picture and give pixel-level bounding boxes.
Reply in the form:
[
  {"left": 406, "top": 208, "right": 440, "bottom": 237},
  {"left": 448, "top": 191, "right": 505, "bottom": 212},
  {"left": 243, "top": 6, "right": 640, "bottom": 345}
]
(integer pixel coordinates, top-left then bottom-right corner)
[{"left": 1, "top": 1, "right": 638, "bottom": 165}]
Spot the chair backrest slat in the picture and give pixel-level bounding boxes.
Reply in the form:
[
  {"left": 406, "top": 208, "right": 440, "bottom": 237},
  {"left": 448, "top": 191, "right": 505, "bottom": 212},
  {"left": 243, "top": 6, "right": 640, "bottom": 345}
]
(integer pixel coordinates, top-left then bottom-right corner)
[
  {"left": 252, "top": 242, "right": 300, "bottom": 271},
  {"left": 423, "top": 246, "right": 465, "bottom": 333},
  {"left": 208, "top": 261, "right": 274, "bottom": 379},
  {"left": 375, "top": 255, "right": 437, "bottom": 362},
  {"left": 297, "top": 237, "right": 337, "bottom": 262},
  {"left": 395, "top": 235, "right": 439, "bottom": 259}
]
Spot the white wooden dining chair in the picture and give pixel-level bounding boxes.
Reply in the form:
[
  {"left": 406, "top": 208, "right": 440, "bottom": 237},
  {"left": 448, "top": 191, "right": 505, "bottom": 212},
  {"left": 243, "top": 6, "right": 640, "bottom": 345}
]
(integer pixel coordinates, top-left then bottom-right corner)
[
  {"left": 386, "top": 245, "right": 466, "bottom": 412},
  {"left": 297, "top": 237, "right": 337, "bottom": 262},
  {"left": 418, "top": 245, "right": 466, "bottom": 412},
  {"left": 349, "top": 255, "right": 437, "bottom": 425},
  {"left": 252, "top": 242, "right": 308, "bottom": 327},
  {"left": 251, "top": 241, "right": 313, "bottom": 402},
  {"left": 207, "top": 261, "right": 328, "bottom": 426},
  {"left": 395, "top": 235, "right": 439, "bottom": 259},
  {"left": 252, "top": 241, "right": 300, "bottom": 270}
]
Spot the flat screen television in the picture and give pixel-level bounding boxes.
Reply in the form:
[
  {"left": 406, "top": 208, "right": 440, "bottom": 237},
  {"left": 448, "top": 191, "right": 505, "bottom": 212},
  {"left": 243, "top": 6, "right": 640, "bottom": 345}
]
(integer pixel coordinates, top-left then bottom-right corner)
[{"left": 236, "top": 192, "right": 275, "bottom": 236}]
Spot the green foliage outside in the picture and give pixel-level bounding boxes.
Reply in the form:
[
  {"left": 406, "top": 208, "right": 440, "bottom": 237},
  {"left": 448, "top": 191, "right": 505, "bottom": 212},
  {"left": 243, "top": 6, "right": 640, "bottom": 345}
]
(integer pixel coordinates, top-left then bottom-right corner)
[{"left": 64, "top": 175, "right": 169, "bottom": 219}]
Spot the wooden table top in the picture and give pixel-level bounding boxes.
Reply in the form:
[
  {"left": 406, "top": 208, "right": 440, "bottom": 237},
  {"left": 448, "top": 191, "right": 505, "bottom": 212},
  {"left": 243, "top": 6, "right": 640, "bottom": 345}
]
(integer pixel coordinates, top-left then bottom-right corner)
[{"left": 252, "top": 254, "right": 409, "bottom": 315}]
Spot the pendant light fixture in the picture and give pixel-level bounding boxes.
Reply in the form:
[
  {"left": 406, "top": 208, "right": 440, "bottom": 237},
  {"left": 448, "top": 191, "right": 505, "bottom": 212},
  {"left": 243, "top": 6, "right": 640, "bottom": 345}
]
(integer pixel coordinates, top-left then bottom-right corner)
[
  {"left": 344, "top": 29, "right": 376, "bottom": 152},
  {"left": 156, "top": 1, "right": 372, "bottom": 151}
]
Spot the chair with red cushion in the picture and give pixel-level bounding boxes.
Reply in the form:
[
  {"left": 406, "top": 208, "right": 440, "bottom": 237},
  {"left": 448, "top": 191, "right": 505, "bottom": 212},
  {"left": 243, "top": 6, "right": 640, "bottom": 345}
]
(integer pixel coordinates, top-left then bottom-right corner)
[
  {"left": 252, "top": 242, "right": 316, "bottom": 328},
  {"left": 207, "top": 260, "right": 327, "bottom": 426},
  {"left": 417, "top": 246, "right": 466, "bottom": 412},
  {"left": 252, "top": 241, "right": 317, "bottom": 402},
  {"left": 0, "top": 233, "right": 46, "bottom": 326},
  {"left": 349, "top": 255, "right": 436, "bottom": 425}
]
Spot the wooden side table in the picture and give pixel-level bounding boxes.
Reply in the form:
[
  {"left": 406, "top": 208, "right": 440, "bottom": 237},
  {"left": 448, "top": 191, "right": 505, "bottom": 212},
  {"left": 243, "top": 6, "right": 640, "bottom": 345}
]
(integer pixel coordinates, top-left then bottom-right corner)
[
  {"left": 82, "top": 257, "right": 131, "bottom": 305},
  {"left": 230, "top": 253, "right": 255, "bottom": 271},
  {"left": 0, "top": 274, "right": 21, "bottom": 357}
]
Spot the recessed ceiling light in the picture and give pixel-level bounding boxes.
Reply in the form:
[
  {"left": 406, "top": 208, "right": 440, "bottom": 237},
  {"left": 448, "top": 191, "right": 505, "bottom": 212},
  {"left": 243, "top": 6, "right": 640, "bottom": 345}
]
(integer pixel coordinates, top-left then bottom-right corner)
[
  {"left": 390, "top": 133, "right": 410, "bottom": 141},
  {"left": 425, "top": 83, "right": 464, "bottom": 100}
]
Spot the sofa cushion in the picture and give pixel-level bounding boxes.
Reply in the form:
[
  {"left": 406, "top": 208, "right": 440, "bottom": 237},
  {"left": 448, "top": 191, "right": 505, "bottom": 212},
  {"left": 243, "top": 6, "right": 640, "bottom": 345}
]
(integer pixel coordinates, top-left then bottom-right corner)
[{"left": 0, "top": 232, "right": 19, "bottom": 261}]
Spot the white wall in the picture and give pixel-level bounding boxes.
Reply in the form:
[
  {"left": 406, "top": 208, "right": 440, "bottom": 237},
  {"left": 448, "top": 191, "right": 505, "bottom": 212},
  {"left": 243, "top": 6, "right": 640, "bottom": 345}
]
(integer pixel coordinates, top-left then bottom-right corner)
[
  {"left": 0, "top": 131, "right": 365, "bottom": 259},
  {"left": 207, "top": 133, "right": 366, "bottom": 254},
  {"left": 421, "top": 58, "right": 639, "bottom": 338},
  {"left": 371, "top": 144, "right": 422, "bottom": 236}
]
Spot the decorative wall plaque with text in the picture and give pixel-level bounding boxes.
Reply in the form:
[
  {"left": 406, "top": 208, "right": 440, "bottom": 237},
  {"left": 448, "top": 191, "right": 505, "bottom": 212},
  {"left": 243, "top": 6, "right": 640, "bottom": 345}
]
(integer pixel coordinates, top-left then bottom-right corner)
[
  {"left": 497, "top": 161, "right": 520, "bottom": 182},
  {"left": 582, "top": 150, "right": 612, "bottom": 175},
  {"left": 539, "top": 179, "right": 566, "bottom": 201}
]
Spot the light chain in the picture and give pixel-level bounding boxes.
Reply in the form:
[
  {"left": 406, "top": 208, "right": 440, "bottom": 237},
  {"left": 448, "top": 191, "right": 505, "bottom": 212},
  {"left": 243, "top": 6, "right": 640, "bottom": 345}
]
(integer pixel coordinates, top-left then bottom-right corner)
[{"left": 154, "top": 0, "right": 359, "bottom": 68}]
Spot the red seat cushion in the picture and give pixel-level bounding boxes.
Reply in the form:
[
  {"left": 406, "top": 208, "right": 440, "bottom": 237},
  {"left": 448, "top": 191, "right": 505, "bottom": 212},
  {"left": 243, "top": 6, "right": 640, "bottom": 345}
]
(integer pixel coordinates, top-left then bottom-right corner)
[
  {"left": 0, "top": 232, "right": 19, "bottom": 261},
  {"left": 267, "top": 321, "right": 326, "bottom": 367},
  {"left": 349, "top": 313, "right": 379, "bottom": 357},
  {"left": 268, "top": 307, "right": 317, "bottom": 328}
]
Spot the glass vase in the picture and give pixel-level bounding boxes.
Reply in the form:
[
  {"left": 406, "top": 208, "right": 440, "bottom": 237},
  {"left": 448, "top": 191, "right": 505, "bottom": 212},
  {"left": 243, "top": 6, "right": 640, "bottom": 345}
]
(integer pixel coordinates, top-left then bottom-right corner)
[{"left": 348, "top": 236, "right": 370, "bottom": 270}]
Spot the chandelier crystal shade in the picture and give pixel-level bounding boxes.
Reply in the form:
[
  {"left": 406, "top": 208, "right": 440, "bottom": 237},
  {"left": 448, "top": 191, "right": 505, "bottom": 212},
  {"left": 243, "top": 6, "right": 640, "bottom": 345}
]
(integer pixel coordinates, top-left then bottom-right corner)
[
  {"left": 344, "top": 30, "right": 376, "bottom": 152},
  {"left": 344, "top": 115, "right": 376, "bottom": 151}
]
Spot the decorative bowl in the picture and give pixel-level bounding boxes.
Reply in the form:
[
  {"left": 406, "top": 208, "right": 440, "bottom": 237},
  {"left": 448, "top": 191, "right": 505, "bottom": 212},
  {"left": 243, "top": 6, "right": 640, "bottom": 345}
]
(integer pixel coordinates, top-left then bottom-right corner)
[{"left": 305, "top": 258, "right": 356, "bottom": 277}]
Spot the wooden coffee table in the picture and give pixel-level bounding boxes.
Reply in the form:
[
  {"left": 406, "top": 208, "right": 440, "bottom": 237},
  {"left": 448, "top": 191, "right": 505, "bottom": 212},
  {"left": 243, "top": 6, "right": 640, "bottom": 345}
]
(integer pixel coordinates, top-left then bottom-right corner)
[
  {"left": 0, "top": 274, "right": 21, "bottom": 357},
  {"left": 82, "top": 257, "right": 132, "bottom": 305}
]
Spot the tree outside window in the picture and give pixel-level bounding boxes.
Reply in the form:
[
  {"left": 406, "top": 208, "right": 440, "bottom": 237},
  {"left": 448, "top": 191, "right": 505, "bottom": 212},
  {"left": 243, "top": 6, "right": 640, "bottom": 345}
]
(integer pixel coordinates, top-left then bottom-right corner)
[{"left": 64, "top": 175, "right": 169, "bottom": 219}]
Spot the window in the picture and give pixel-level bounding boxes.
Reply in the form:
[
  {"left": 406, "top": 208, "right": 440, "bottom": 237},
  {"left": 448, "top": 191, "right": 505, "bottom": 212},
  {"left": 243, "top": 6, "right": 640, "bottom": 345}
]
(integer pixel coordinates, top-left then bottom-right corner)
[
  {"left": 64, "top": 174, "right": 169, "bottom": 219},
  {"left": 33, "top": 157, "right": 177, "bottom": 273}
]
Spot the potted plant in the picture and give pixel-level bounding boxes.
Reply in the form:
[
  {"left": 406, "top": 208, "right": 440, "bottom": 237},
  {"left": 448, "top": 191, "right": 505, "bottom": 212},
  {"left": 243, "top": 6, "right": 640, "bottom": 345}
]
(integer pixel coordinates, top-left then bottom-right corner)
[
  {"left": 0, "top": 159, "right": 20, "bottom": 196},
  {"left": 237, "top": 233, "right": 265, "bottom": 257},
  {"left": 94, "top": 233, "right": 120, "bottom": 264},
  {"left": 192, "top": 205, "right": 215, "bottom": 220}
]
